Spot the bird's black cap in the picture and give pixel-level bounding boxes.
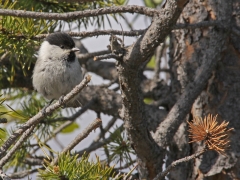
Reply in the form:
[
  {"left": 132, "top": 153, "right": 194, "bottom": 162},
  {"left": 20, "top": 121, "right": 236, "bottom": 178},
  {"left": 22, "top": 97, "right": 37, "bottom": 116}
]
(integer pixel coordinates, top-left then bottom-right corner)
[{"left": 45, "top": 32, "right": 75, "bottom": 49}]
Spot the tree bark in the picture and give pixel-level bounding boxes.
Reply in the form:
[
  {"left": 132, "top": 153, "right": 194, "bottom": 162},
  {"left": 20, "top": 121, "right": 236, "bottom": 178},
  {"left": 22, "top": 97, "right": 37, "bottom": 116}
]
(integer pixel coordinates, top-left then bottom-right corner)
[{"left": 168, "top": 0, "right": 239, "bottom": 179}]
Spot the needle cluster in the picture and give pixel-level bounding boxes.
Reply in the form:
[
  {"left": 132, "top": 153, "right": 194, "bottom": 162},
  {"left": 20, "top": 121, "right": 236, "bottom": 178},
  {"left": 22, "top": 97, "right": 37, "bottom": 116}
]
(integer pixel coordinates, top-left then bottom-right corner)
[{"left": 188, "top": 114, "right": 233, "bottom": 154}]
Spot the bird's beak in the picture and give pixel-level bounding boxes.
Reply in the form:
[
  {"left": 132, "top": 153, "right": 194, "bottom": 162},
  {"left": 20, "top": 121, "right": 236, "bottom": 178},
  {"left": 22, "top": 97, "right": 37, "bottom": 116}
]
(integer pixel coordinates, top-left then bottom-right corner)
[{"left": 71, "top": 47, "right": 80, "bottom": 52}]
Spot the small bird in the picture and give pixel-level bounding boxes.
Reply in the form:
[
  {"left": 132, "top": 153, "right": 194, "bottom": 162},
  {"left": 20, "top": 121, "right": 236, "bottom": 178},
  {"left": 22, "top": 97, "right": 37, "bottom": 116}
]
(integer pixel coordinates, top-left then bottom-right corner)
[{"left": 32, "top": 32, "right": 83, "bottom": 105}]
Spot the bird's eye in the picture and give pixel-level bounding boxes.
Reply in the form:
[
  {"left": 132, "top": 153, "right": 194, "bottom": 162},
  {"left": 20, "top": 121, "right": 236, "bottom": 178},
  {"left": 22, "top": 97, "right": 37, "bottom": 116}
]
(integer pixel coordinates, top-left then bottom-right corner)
[{"left": 60, "top": 45, "right": 64, "bottom": 49}]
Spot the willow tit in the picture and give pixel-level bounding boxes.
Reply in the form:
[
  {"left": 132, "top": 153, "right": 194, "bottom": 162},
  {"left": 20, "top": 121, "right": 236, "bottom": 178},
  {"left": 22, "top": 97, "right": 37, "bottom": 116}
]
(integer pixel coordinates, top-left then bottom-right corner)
[{"left": 32, "top": 32, "right": 83, "bottom": 104}]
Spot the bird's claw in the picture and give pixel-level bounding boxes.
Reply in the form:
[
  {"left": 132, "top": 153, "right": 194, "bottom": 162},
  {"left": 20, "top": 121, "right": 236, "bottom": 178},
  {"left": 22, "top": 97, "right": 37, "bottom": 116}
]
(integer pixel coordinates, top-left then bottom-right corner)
[
  {"left": 41, "top": 99, "right": 54, "bottom": 116},
  {"left": 59, "top": 95, "right": 66, "bottom": 109}
]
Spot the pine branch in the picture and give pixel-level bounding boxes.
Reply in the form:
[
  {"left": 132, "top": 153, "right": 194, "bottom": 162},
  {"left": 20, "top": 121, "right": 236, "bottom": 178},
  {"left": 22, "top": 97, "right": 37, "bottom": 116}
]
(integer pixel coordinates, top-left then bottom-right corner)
[
  {"left": 0, "top": 5, "right": 159, "bottom": 20},
  {"left": 0, "top": 75, "right": 91, "bottom": 159}
]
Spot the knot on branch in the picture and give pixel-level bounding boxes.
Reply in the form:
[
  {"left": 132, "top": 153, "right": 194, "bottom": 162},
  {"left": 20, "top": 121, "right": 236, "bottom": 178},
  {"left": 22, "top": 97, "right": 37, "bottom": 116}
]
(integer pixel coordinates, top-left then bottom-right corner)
[{"left": 107, "top": 34, "right": 125, "bottom": 57}]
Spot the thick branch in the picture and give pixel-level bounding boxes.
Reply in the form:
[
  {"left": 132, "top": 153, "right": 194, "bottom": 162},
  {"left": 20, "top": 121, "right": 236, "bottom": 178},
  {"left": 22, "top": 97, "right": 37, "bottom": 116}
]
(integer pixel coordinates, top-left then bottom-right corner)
[
  {"left": 117, "top": 0, "right": 188, "bottom": 178},
  {"left": 0, "top": 5, "right": 158, "bottom": 20}
]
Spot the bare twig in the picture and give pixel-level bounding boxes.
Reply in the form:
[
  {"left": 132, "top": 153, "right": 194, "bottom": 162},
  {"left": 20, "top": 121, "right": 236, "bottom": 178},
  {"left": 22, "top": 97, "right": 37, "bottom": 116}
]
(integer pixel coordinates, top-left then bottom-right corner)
[
  {"left": 115, "top": 160, "right": 136, "bottom": 170},
  {"left": 122, "top": 163, "right": 138, "bottom": 180},
  {"left": 9, "top": 168, "right": 39, "bottom": 179},
  {"left": 0, "top": 75, "right": 91, "bottom": 159},
  {"left": 76, "top": 136, "right": 111, "bottom": 156},
  {"left": 36, "top": 29, "right": 145, "bottom": 39},
  {"left": 24, "top": 158, "right": 43, "bottom": 166},
  {"left": 93, "top": 117, "right": 117, "bottom": 142},
  {"left": 77, "top": 50, "right": 111, "bottom": 61},
  {"left": 0, "top": 5, "right": 159, "bottom": 20},
  {"left": 52, "top": 118, "right": 102, "bottom": 165},
  {"left": 153, "top": 149, "right": 206, "bottom": 180},
  {"left": 94, "top": 54, "right": 121, "bottom": 61}
]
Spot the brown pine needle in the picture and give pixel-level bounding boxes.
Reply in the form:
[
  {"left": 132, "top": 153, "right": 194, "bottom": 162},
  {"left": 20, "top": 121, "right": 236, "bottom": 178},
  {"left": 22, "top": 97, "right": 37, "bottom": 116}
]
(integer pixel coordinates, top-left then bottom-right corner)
[{"left": 187, "top": 114, "right": 233, "bottom": 154}]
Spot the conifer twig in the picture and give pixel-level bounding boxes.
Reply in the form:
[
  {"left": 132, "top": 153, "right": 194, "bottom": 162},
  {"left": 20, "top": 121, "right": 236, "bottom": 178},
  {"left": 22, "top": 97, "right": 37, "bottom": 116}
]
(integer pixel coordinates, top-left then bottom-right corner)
[{"left": 0, "top": 75, "right": 91, "bottom": 159}]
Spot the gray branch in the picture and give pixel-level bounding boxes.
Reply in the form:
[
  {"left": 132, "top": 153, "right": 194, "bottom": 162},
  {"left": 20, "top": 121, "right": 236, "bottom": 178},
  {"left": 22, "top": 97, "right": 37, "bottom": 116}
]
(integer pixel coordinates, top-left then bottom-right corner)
[
  {"left": 0, "top": 5, "right": 159, "bottom": 20},
  {"left": 36, "top": 29, "right": 145, "bottom": 39}
]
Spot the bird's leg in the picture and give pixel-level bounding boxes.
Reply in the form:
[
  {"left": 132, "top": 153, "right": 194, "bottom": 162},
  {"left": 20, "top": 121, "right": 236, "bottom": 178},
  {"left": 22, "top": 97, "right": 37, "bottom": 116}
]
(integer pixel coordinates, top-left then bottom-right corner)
[
  {"left": 59, "top": 95, "right": 66, "bottom": 109},
  {"left": 41, "top": 99, "right": 54, "bottom": 115}
]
